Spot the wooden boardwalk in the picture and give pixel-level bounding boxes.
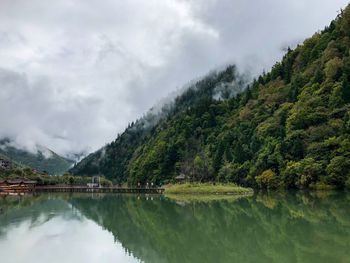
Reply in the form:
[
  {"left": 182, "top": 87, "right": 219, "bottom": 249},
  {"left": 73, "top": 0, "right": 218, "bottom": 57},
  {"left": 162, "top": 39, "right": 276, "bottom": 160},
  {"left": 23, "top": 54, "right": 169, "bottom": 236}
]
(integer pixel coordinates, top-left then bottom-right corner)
[{"left": 34, "top": 186, "right": 165, "bottom": 194}]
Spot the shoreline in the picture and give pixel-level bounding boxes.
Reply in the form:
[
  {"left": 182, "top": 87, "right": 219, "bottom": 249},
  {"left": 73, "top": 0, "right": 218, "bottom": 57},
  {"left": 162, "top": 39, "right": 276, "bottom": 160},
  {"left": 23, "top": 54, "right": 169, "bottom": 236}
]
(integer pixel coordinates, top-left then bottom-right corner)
[{"left": 164, "top": 183, "right": 254, "bottom": 195}]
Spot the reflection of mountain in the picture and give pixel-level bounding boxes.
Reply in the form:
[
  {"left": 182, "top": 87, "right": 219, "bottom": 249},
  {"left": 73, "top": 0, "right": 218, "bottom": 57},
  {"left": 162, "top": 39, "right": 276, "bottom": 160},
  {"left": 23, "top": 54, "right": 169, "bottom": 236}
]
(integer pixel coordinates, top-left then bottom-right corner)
[
  {"left": 69, "top": 193, "right": 350, "bottom": 263},
  {"left": 0, "top": 194, "right": 81, "bottom": 236},
  {"left": 0, "top": 193, "right": 349, "bottom": 263}
]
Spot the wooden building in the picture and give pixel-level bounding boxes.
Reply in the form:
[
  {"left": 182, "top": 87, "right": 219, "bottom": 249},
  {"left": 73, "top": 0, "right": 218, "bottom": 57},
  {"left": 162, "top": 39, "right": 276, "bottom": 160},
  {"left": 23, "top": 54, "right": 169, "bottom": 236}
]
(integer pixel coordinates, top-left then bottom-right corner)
[
  {"left": 174, "top": 174, "right": 187, "bottom": 184},
  {"left": 0, "top": 179, "right": 37, "bottom": 192}
]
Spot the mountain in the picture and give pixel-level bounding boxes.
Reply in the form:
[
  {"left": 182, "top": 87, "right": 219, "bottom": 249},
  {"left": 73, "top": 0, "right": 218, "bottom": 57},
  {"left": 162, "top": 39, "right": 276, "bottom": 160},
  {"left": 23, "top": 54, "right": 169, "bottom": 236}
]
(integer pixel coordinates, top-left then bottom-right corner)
[
  {"left": 71, "top": 5, "right": 350, "bottom": 189},
  {"left": 0, "top": 139, "right": 74, "bottom": 175},
  {"left": 70, "top": 66, "right": 247, "bottom": 183}
]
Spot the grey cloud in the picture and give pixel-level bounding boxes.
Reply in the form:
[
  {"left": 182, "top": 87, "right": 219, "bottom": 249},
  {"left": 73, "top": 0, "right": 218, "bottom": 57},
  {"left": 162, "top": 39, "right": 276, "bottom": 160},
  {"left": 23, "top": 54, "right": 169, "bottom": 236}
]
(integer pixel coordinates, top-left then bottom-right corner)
[
  {"left": 0, "top": 0, "right": 348, "bottom": 157},
  {"left": 0, "top": 67, "right": 104, "bottom": 155}
]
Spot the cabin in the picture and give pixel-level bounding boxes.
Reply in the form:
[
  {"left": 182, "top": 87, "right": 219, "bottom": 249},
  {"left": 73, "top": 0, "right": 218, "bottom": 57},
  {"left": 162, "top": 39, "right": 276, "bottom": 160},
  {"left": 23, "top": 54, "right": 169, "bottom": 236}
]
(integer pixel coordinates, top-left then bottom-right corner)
[
  {"left": 0, "top": 180, "right": 8, "bottom": 187},
  {"left": 174, "top": 174, "right": 187, "bottom": 184},
  {"left": 0, "top": 179, "right": 37, "bottom": 192}
]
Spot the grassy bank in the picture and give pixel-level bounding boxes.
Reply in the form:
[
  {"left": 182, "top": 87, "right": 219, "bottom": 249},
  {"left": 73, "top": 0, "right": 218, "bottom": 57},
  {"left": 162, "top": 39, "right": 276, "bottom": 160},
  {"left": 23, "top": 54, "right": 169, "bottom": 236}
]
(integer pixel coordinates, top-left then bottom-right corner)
[
  {"left": 165, "top": 193, "right": 252, "bottom": 203},
  {"left": 164, "top": 183, "right": 253, "bottom": 195}
]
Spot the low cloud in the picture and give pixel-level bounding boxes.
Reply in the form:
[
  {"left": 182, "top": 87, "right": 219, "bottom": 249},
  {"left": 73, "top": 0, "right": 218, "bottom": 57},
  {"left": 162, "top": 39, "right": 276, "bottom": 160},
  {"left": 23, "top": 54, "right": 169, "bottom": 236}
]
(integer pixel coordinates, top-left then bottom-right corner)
[{"left": 0, "top": 0, "right": 348, "bottom": 156}]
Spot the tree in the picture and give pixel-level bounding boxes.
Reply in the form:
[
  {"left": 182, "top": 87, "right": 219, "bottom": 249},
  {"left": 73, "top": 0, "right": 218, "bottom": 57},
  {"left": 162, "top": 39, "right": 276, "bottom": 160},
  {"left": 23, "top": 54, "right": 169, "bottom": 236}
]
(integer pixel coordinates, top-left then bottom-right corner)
[
  {"left": 282, "top": 161, "right": 302, "bottom": 188},
  {"left": 255, "top": 169, "right": 279, "bottom": 189},
  {"left": 326, "top": 156, "right": 350, "bottom": 186},
  {"left": 283, "top": 158, "right": 323, "bottom": 188},
  {"left": 213, "top": 142, "right": 225, "bottom": 172},
  {"left": 325, "top": 57, "right": 343, "bottom": 81},
  {"left": 329, "top": 82, "right": 345, "bottom": 107},
  {"left": 193, "top": 153, "right": 212, "bottom": 182}
]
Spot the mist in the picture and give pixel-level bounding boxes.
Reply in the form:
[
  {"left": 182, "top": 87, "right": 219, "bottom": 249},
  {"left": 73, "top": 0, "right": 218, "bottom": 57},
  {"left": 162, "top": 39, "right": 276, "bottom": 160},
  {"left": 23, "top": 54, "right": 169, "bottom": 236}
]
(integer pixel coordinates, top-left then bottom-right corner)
[{"left": 0, "top": 0, "right": 348, "bottom": 157}]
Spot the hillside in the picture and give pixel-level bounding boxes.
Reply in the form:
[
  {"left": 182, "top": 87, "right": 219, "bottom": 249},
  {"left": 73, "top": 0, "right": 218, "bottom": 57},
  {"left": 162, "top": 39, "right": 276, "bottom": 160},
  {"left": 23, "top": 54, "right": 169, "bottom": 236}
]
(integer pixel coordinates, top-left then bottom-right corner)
[
  {"left": 71, "top": 6, "right": 350, "bottom": 189},
  {"left": 0, "top": 139, "right": 74, "bottom": 175},
  {"left": 70, "top": 66, "right": 246, "bottom": 183}
]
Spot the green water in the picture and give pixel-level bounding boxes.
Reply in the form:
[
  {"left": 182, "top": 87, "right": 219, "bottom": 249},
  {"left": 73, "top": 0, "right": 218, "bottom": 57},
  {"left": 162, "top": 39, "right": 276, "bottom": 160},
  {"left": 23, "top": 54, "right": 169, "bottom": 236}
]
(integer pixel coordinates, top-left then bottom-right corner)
[{"left": 0, "top": 192, "right": 349, "bottom": 263}]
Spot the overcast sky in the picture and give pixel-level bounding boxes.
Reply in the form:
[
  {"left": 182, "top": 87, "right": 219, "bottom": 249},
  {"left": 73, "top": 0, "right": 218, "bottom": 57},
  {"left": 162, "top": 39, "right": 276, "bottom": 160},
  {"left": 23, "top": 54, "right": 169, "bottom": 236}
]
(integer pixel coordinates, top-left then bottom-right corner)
[{"left": 0, "top": 0, "right": 348, "bottom": 157}]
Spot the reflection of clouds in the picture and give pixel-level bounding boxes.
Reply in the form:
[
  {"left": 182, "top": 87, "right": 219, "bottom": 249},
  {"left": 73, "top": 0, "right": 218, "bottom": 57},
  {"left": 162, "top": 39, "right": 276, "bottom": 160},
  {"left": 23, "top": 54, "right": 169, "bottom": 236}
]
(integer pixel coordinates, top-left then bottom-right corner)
[{"left": 0, "top": 216, "right": 139, "bottom": 263}]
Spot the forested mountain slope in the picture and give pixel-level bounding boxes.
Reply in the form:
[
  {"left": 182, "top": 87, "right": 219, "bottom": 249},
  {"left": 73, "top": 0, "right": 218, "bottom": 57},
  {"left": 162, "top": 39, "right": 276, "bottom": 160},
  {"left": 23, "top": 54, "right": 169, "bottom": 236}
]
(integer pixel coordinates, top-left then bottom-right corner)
[
  {"left": 0, "top": 139, "right": 74, "bottom": 175},
  {"left": 72, "top": 6, "right": 350, "bottom": 189},
  {"left": 70, "top": 66, "right": 246, "bottom": 183}
]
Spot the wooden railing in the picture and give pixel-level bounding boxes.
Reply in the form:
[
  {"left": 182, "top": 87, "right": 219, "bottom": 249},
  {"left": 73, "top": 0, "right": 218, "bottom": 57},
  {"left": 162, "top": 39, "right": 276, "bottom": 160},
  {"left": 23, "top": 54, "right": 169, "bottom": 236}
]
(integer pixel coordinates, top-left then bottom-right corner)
[{"left": 34, "top": 186, "right": 165, "bottom": 194}]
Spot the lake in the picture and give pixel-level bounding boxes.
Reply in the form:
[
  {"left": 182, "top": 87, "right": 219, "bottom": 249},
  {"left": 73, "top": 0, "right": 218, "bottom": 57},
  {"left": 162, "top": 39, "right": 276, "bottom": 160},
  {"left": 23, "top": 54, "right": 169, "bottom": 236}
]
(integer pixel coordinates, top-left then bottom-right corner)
[{"left": 0, "top": 192, "right": 349, "bottom": 263}]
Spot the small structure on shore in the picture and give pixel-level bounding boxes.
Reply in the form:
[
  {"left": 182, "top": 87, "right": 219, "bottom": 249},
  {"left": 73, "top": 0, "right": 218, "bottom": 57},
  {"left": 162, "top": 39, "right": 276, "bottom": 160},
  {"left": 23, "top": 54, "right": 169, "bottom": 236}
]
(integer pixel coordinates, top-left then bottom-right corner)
[
  {"left": 87, "top": 176, "right": 101, "bottom": 188},
  {"left": 174, "top": 174, "right": 187, "bottom": 184},
  {"left": 0, "top": 179, "right": 37, "bottom": 193}
]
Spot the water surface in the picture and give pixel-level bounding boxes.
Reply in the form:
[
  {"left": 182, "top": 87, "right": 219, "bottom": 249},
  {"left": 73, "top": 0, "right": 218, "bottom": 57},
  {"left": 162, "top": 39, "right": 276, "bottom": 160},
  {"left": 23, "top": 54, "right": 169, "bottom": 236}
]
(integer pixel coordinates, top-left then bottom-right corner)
[{"left": 0, "top": 192, "right": 349, "bottom": 263}]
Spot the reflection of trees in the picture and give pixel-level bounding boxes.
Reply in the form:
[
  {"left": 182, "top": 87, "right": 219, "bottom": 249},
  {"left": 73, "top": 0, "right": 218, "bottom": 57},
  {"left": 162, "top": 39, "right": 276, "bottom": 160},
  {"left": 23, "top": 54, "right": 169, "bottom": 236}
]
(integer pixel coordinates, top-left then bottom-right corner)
[
  {"left": 0, "top": 192, "right": 348, "bottom": 262},
  {"left": 70, "top": 192, "right": 350, "bottom": 263}
]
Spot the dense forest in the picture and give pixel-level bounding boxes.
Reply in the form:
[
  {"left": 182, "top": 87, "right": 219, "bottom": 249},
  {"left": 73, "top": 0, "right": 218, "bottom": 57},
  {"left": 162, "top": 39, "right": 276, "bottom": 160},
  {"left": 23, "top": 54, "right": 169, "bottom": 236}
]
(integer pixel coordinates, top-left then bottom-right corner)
[{"left": 71, "top": 6, "right": 350, "bottom": 189}]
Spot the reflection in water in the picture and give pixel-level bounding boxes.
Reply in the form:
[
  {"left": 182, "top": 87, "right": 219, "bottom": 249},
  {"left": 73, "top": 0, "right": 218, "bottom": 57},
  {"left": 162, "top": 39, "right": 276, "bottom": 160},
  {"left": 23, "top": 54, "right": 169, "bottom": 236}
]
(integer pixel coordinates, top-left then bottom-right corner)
[
  {"left": 0, "top": 194, "right": 139, "bottom": 263},
  {"left": 0, "top": 192, "right": 349, "bottom": 263}
]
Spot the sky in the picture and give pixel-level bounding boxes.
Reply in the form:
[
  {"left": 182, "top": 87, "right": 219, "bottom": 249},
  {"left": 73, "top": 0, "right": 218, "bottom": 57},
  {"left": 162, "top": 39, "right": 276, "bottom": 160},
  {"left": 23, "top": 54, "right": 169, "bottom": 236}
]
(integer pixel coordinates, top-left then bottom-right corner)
[{"left": 0, "top": 0, "right": 348, "bottom": 158}]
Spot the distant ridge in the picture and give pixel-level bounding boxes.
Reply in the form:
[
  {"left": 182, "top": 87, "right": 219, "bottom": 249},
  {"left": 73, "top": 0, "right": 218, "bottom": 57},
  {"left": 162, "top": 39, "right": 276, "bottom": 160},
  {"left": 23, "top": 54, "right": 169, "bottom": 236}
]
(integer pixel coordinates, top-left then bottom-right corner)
[{"left": 0, "top": 138, "right": 74, "bottom": 175}]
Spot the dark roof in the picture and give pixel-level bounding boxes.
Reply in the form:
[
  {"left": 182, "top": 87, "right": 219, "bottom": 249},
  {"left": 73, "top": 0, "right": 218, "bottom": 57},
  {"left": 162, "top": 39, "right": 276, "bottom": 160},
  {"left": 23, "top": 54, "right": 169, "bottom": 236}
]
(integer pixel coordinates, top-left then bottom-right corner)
[
  {"left": 0, "top": 180, "right": 37, "bottom": 184},
  {"left": 175, "top": 174, "right": 186, "bottom": 180}
]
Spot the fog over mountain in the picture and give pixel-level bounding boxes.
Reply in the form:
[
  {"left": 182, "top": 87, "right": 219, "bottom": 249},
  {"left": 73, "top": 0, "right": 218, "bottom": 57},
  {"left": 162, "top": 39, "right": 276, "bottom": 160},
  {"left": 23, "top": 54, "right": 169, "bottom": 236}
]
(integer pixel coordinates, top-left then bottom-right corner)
[{"left": 0, "top": 0, "right": 348, "bottom": 157}]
